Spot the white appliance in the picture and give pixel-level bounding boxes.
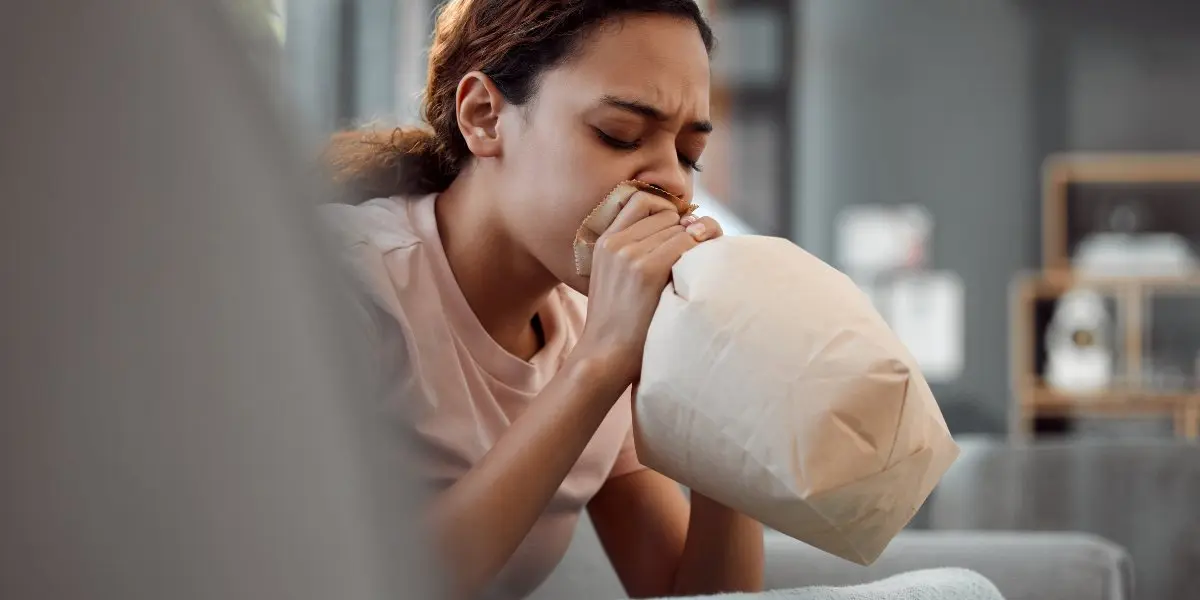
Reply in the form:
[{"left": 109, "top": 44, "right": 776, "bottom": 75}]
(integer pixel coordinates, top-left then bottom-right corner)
[{"left": 1045, "top": 289, "right": 1115, "bottom": 393}]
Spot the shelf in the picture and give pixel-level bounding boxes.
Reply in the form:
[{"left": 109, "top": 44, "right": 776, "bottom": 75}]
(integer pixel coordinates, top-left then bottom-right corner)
[
  {"left": 1040, "top": 152, "right": 1200, "bottom": 271},
  {"left": 1022, "top": 385, "right": 1200, "bottom": 440},
  {"left": 1019, "top": 270, "right": 1200, "bottom": 296},
  {"left": 1010, "top": 270, "right": 1200, "bottom": 441},
  {"left": 1028, "top": 385, "right": 1200, "bottom": 415},
  {"left": 1044, "top": 153, "right": 1200, "bottom": 185}
]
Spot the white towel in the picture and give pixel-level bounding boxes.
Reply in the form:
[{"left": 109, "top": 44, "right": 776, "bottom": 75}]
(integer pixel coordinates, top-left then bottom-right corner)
[{"left": 668, "top": 568, "right": 1004, "bottom": 600}]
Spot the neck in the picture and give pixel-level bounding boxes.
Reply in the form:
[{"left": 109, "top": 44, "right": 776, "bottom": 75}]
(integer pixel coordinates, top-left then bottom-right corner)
[{"left": 435, "top": 169, "right": 558, "bottom": 358}]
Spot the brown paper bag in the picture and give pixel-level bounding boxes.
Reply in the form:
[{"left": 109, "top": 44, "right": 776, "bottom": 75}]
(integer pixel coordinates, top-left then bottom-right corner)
[
  {"left": 573, "top": 183, "right": 958, "bottom": 565},
  {"left": 634, "top": 234, "right": 959, "bottom": 565},
  {"left": 573, "top": 180, "right": 696, "bottom": 277}
]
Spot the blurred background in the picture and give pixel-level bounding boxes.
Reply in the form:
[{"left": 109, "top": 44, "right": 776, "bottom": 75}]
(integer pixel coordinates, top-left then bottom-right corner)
[
  {"left": 244, "top": 0, "right": 1200, "bottom": 444},
  {"left": 96, "top": 1, "right": 1199, "bottom": 598}
]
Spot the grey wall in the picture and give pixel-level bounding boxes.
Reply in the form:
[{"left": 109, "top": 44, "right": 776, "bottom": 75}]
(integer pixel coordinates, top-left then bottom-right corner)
[
  {"left": 285, "top": 0, "right": 341, "bottom": 134},
  {"left": 1058, "top": 8, "right": 1200, "bottom": 151},
  {"left": 795, "top": 0, "right": 1040, "bottom": 434},
  {"left": 793, "top": 0, "right": 1200, "bottom": 436},
  {"left": 284, "top": 0, "right": 402, "bottom": 136}
]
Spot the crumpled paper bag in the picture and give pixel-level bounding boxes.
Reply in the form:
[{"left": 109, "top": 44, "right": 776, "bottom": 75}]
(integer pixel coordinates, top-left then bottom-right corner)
[
  {"left": 573, "top": 180, "right": 697, "bottom": 277},
  {"left": 575, "top": 182, "right": 960, "bottom": 566}
]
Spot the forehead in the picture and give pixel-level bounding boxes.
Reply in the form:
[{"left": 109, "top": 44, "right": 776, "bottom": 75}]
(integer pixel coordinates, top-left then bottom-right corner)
[{"left": 541, "top": 14, "right": 711, "bottom": 115}]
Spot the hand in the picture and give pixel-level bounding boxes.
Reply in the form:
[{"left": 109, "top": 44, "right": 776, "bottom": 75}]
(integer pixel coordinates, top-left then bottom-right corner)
[{"left": 576, "top": 190, "right": 722, "bottom": 386}]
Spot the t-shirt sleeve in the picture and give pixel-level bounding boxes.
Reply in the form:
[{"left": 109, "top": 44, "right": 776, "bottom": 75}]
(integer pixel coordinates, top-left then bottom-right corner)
[
  {"left": 317, "top": 203, "right": 456, "bottom": 491},
  {"left": 316, "top": 203, "right": 416, "bottom": 372},
  {"left": 609, "top": 389, "right": 647, "bottom": 479}
]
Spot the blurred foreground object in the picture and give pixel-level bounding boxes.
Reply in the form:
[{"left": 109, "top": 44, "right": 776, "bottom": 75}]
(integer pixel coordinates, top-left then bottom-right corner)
[{"left": 0, "top": 1, "right": 437, "bottom": 599}]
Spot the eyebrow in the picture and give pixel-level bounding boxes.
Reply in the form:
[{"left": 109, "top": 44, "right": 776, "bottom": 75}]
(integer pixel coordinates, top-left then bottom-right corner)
[{"left": 600, "top": 95, "right": 713, "bottom": 134}]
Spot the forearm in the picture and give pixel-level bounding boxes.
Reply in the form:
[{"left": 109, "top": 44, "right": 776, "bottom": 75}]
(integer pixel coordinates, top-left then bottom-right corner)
[
  {"left": 429, "top": 352, "right": 628, "bottom": 599},
  {"left": 671, "top": 493, "right": 764, "bottom": 596}
]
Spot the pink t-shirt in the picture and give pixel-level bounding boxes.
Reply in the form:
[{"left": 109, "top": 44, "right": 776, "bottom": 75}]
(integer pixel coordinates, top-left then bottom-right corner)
[{"left": 320, "top": 194, "right": 643, "bottom": 599}]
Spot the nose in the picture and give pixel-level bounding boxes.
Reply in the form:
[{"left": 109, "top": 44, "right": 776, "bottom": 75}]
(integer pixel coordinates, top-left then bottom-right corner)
[{"left": 633, "top": 146, "right": 691, "bottom": 202}]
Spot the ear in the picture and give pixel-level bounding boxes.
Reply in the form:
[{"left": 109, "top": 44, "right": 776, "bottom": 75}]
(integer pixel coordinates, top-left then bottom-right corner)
[{"left": 455, "top": 71, "right": 506, "bottom": 159}]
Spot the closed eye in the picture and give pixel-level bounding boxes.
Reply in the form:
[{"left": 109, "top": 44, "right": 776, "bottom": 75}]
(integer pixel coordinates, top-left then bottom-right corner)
[
  {"left": 595, "top": 128, "right": 639, "bottom": 151},
  {"left": 595, "top": 128, "right": 703, "bottom": 172}
]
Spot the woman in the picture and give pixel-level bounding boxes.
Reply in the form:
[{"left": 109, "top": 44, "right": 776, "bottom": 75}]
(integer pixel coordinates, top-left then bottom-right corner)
[{"left": 322, "top": 1, "right": 764, "bottom": 598}]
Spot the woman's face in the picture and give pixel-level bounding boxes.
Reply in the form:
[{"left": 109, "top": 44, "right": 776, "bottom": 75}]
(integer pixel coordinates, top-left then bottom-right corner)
[{"left": 491, "top": 14, "right": 712, "bottom": 294}]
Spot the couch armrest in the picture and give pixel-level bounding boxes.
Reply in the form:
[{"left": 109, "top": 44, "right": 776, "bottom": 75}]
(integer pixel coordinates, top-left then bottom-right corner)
[{"left": 764, "top": 530, "right": 1132, "bottom": 600}]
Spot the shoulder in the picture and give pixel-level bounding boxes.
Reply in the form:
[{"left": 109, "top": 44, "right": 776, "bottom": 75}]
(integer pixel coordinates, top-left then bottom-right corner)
[
  {"left": 317, "top": 196, "right": 426, "bottom": 255},
  {"left": 316, "top": 196, "right": 433, "bottom": 320}
]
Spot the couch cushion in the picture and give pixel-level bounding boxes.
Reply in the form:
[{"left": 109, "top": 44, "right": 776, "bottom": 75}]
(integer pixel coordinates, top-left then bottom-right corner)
[
  {"left": 764, "top": 530, "right": 1130, "bottom": 600},
  {"left": 931, "top": 435, "right": 1199, "bottom": 600}
]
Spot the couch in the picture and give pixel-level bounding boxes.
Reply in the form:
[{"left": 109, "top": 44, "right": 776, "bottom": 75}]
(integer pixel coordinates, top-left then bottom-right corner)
[
  {"left": 932, "top": 435, "right": 1200, "bottom": 600},
  {"left": 531, "top": 437, "right": 1135, "bottom": 600},
  {"left": 531, "top": 516, "right": 1128, "bottom": 600}
]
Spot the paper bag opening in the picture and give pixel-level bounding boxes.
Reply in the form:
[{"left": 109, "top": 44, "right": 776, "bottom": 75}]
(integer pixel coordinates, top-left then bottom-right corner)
[{"left": 573, "top": 180, "right": 697, "bottom": 276}]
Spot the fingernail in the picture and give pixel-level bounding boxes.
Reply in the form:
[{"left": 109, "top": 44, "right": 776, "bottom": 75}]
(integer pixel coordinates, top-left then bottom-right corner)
[
  {"left": 686, "top": 222, "right": 707, "bottom": 238},
  {"left": 680, "top": 214, "right": 699, "bottom": 227}
]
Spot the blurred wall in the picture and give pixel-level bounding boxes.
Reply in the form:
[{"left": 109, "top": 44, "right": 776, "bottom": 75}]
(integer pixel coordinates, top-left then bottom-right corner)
[
  {"left": 795, "top": 0, "right": 1039, "bottom": 434},
  {"left": 284, "top": 0, "right": 410, "bottom": 136},
  {"left": 793, "top": 0, "right": 1200, "bottom": 435},
  {"left": 1052, "top": 2, "right": 1200, "bottom": 152}
]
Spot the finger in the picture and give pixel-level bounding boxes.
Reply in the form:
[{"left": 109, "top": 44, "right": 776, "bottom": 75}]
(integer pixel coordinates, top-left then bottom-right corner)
[
  {"left": 679, "top": 214, "right": 722, "bottom": 241},
  {"left": 609, "top": 209, "right": 684, "bottom": 246},
  {"left": 626, "top": 224, "right": 686, "bottom": 255},
  {"left": 605, "top": 190, "right": 680, "bottom": 236},
  {"left": 642, "top": 228, "right": 700, "bottom": 272}
]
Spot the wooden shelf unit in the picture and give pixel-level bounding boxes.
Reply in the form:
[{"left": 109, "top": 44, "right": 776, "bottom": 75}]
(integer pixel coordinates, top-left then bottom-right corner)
[
  {"left": 1041, "top": 152, "right": 1200, "bottom": 271},
  {"left": 1014, "top": 152, "right": 1200, "bottom": 441},
  {"left": 1011, "top": 271, "right": 1200, "bottom": 441}
]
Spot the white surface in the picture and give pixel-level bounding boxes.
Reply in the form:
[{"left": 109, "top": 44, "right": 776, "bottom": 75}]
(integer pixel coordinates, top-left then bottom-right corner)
[
  {"left": 881, "top": 271, "right": 965, "bottom": 384},
  {"left": 1074, "top": 233, "right": 1199, "bottom": 278},
  {"left": 712, "top": 568, "right": 1003, "bottom": 600},
  {"left": 835, "top": 205, "right": 932, "bottom": 277}
]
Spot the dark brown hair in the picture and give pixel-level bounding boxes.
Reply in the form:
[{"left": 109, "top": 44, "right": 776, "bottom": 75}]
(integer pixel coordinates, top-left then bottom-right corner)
[{"left": 326, "top": 0, "right": 715, "bottom": 202}]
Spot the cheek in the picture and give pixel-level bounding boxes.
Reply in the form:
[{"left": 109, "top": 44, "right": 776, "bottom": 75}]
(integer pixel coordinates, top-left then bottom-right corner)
[
  {"left": 518, "top": 123, "right": 606, "bottom": 187},
  {"left": 512, "top": 128, "right": 621, "bottom": 233},
  {"left": 500, "top": 119, "right": 633, "bottom": 286}
]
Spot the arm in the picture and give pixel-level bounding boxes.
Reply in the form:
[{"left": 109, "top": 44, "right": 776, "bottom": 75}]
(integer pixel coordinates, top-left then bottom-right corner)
[
  {"left": 423, "top": 194, "right": 719, "bottom": 598},
  {"left": 588, "top": 468, "right": 764, "bottom": 598},
  {"left": 430, "top": 352, "right": 627, "bottom": 600}
]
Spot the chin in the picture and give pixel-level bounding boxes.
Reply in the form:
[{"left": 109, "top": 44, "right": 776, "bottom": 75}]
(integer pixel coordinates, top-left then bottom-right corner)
[{"left": 534, "top": 252, "right": 589, "bottom": 296}]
